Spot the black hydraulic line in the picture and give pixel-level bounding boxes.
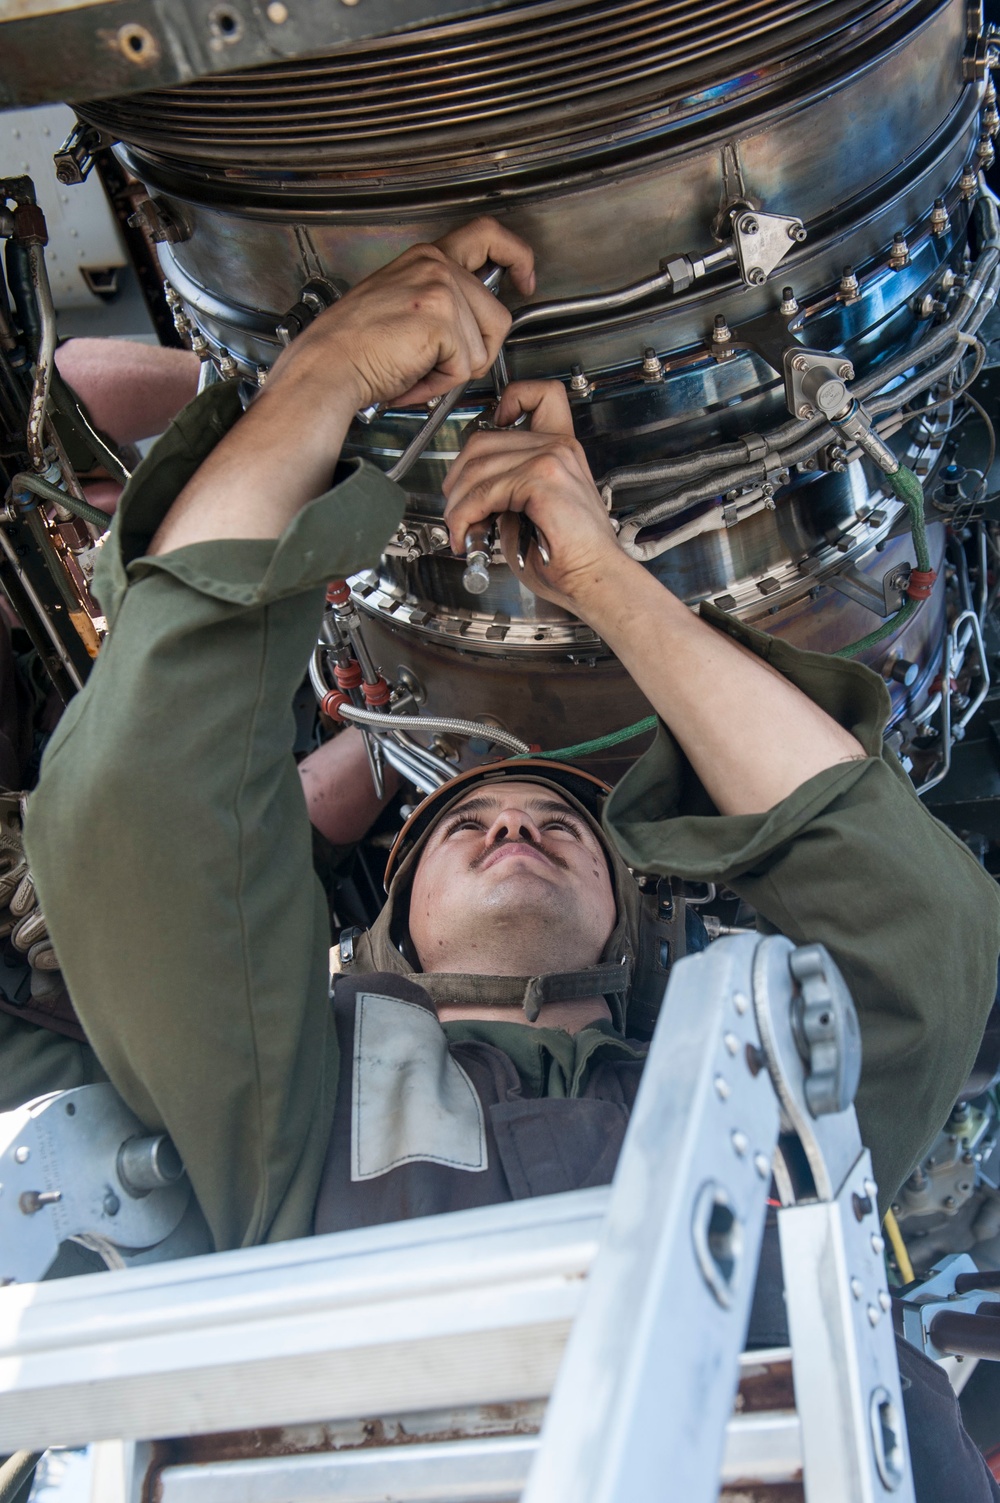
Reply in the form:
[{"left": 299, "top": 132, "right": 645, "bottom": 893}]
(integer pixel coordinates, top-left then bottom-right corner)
[
  {"left": 928, "top": 1309, "right": 1000, "bottom": 1359},
  {"left": 955, "top": 1270, "right": 1000, "bottom": 1295}
]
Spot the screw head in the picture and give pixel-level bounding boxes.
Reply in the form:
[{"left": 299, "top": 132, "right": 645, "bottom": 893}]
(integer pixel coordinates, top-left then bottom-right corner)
[
  {"left": 789, "top": 225, "right": 807, "bottom": 243},
  {"left": 740, "top": 215, "right": 759, "bottom": 234},
  {"left": 103, "top": 1191, "right": 120, "bottom": 1217},
  {"left": 747, "top": 267, "right": 766, "bottom": 286}
]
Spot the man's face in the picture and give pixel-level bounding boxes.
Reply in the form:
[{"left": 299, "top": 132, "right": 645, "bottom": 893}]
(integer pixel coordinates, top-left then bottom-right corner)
[{"left": 407, "top": 780, "right": 617, "bottom": 976}]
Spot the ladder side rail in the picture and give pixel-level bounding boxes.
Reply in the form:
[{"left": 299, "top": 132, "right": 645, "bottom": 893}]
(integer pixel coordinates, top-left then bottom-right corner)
[
  {"left": 523, "top": 933, "right": 782, "bottom": 1503},
  {"left": 751, "top": 938, "right": 916, "bottom": 1503}
]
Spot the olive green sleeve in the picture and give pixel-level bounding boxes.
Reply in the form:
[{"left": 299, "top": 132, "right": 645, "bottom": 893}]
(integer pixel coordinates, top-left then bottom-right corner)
[
  {"left": 24, "top": 383, "right": 405, "bottom": 1250},
  {"left": 0, "top": 1012, "right": 106, "bottom": 1114},
  {"left": 604, "top": 604, "right": 1000, "bottom": 1210}
]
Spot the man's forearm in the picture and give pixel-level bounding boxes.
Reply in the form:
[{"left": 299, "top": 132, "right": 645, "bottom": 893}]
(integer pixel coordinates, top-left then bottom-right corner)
[{"left": 577, "top": 553, "right": 866, "bottom": 816}]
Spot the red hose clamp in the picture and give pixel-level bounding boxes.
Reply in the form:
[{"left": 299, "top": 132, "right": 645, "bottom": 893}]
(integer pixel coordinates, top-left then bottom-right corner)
[
  {"left": 362, "top": 676, "right": 391, "bottom": 708},
  {"left": 320, "top": 690, "right": 351, "bottom": 723},
  {"left": 334, "top": 659, "right": 364, "bottom": 691},
  {"left": 326, "top": 580, "right": 351, "bottom": 608},
  {"left": 906, "top": 569, "right": 937, "bottom": 601}
]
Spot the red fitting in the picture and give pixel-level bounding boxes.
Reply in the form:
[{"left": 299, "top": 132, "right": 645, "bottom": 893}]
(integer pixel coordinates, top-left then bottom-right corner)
[
  {"left": 334, "top": 660, "right": 364, "bottom": 691},
  {"left": 320, "top": 690, "right": 351, "bottom": 723},
  {"left": 326, "top": 580, "right": 351, "bottom": 607},
  {"left": 906, "top": 569, "right": 937, "bottom": 601},
  {"left": 362, "top": 676, "right": 391, "bottom": 708}
]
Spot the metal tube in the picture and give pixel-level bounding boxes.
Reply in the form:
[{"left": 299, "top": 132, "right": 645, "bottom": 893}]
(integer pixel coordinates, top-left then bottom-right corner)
[
  {"left": 928, "top": 1309, "right": 1000, "bottom": 1360},
  {"left": 25, "top": 243, "right": 56, "bottom": 472},
  {"left": 337, "top": 702, "right": 531, "bottom": 755}
]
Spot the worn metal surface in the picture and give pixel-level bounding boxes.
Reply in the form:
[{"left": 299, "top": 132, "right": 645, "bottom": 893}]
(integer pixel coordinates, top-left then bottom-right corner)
[{"left": 0, "top": 0, "right": 517, "bottom": 109}]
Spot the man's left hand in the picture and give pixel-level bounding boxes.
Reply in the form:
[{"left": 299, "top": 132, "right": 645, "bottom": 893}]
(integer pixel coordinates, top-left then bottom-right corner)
[{"left": 442, "top": 380, "right": 626, "bottom": 620}]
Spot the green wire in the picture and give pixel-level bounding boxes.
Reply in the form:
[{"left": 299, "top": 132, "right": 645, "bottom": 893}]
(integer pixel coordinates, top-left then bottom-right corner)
[
  {"left": 832, "top": 464, "right": 930, "bottom": 660},
  {"left": 532, "top": 715, "right": 659, "bottom": 761},
  {"left": 10, "top": 471, "right": 112, "bottom": 532}
]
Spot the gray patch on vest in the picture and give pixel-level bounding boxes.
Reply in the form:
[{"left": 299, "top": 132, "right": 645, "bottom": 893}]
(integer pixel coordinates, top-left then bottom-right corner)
[{"left": 351, "top": 992, "right": 488, "bottom": 1180}]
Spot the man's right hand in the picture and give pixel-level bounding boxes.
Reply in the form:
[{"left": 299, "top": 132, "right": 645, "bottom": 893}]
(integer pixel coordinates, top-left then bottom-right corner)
[{"left": 266, "top": 217, "right": 535, "bottom": 413}]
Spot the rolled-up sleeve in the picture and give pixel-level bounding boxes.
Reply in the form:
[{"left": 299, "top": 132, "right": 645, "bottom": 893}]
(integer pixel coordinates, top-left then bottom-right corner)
[
  {"left": 25, "top": 383, "right": 405, "bottom": 1249},
  {"left": 604, "top": 605, "right": 1000, "bottom": 1210}
]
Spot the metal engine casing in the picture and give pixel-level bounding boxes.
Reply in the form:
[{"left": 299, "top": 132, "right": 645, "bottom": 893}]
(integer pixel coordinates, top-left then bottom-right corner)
[{"left": 73, "top": 0, "right": 992, "bottom": 771}]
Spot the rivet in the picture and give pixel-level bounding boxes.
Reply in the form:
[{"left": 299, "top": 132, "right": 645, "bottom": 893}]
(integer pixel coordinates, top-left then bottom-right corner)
[
  {"left": 731, "top": 1130, "right": 749, "bottom": 1157},
  {"left": 266, "top": 1, "right": 288, "bottom": 18},
  {"left": 14, "top": 1146, "right": 29, "bottom": 1164},
  {"left": 714, "top": 1074, "right": 731, "bottom": 1101},
  {"left": 879, "top": 1291, "right": 892, "bottom": 1312},
  {"left": 103, "top": 1191, "right": 120, "bottom": 1217},
  {"left": 851, "top": 1277, "right": 863, "bottom": 1300},
  {"left": 871, "top": 1234, "right": 885, "bottom": 1255},
  {"left": 723, "top": 1032, "right": 740, "bottom": 1056},
  {"left": 864, "top": 1178, "right": 878, "bottom": 1199},
  {"left": 867, "top": 1304, "right": 880, "bottom": 1327},
  {"left": 753, "top": 1153, "right": 770, "bottom": 1180},
  {"left": 733, "top": 991, "right": 748, "bottom": 1015}
]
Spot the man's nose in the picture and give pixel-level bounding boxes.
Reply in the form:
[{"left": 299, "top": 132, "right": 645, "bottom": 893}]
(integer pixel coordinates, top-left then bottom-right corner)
[{"left": 483, "top": 805, "right": 543, "bottom": 846}]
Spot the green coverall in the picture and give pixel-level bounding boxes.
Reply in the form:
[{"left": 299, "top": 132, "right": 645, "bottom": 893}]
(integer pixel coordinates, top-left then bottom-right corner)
[{"left": 8, "top": 381, "right": 1000, "bottom": 1252}]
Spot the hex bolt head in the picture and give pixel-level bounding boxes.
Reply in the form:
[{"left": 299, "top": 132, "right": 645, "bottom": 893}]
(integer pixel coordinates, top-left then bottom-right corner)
[
  {"left": 837, "top": 362, "right": 854, "bottom": 380},
  {"left": 797, "top": 403, "right": 815, "bottom": 419},
  {"left": 791, "top": 355, "right": 808, "bottom": 372},
  {"left": 746, "top": 267, "right": 766, "bottom": 286}
]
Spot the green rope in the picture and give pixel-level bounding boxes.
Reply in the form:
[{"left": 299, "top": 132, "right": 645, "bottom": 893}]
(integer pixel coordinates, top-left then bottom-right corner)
[
  {"left": 533, "top": 714, "right": 659, "bottom": 761},
  {"left": 832, "top": 464, "right": 930, "bottom": 660},
  {"left": 11, "top": 471, "right": 111, "bottom": 532}
]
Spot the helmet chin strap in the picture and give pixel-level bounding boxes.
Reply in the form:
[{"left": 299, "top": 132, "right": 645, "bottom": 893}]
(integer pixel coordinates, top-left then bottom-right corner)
[{"left": 410, "top": 960, "right": 633, "bottom": 1024}]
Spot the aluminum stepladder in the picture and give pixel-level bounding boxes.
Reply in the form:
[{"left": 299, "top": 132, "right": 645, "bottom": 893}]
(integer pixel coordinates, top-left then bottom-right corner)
[{"left": 0, "top": 934, "right": 913, "bottom": 1503}]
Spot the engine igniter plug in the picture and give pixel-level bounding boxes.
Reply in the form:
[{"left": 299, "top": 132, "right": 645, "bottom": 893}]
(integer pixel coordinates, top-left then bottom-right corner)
[{"left": 800, "top": 365, "right": 900, "bottom": 477}]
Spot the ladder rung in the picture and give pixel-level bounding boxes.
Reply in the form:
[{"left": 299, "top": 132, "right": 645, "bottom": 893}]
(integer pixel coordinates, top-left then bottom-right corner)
[{"left": 149, "top": 1409, "right": 803, "bottom": 1501}]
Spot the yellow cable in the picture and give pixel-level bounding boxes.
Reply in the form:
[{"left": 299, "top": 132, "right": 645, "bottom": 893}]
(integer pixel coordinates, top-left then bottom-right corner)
[{"left": 883, "top": 1207, "right": 915, "bottom": 1285}]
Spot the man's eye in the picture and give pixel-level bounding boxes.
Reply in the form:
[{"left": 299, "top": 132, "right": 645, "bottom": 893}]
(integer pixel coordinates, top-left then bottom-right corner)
[
  {"left": 446, "top": 817, "right": 485, "bottom": 834},
  {"left": 543, "top": 819, "right": 578, "bottom": 834}
]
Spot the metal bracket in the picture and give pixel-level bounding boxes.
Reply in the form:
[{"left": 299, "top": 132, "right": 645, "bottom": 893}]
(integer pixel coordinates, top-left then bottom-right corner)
[
  {"left": 822, "top": 560, "right": 909, "bottom": 618},
  {"left": 0, "top": 1083, "right": 201, "bottom": 1284},
  {"left": 731, "top": 210, "right": 807, "bottom": 288},
  {"left": 896, "top": 1252, "right": 1000, "bottom": 1361}
]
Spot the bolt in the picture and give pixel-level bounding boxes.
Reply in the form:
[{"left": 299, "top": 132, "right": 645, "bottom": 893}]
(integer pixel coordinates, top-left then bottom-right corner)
[
  {"left": 931, "top": 197, "right": 952, "bottom": 235},
  {"left": 19, "top": 1189, "right": 61, "bottom": 1215},
  {"left": 963, "top": 165, "right": 981, "bottom": 200},
  {"left": 837, "top": 361, "right": 854, "bottom": 380},
  {"left": 788, "top": 223, "right": 808, "bottom": 242},
  {"left": 978, "top": 134, "right": 997, "bottom": 171},
  {"left": 641, "top": 346, "right": 663, "bottom": 381},
  {"left": 839, "top": 265, "right": 860, "bottom": 301},
  {"left": 780, "top": 285, "right": 799, "bottom": 316},
  {"left": 746, "top": 267, "right": 766, "bottom": 286},
  {"left": 889, "top": 232, "right": 910, "bottom": 269},
  {"left": 791, "top": 354, "right": 808, "bottom": 372},
  {"left": 740, "top": 215, "right": 759, "bottom": 235},
  {"left": 103, "top": 1191, "right": 120, "bottom": 1217},
  {"left": 428, "top": 526, "right": 450, "bottom": 550},
  {"left": 797, "top": 403, "right": 814, "bottom": 419},
  {"left": 985, "top": 104, "right": 999, "bottom": 137},
  {"left": 568, "top": 362, "right": 594, "bottom": 398},
  {"left": 712, "top": 314, "right": 732, "bottom": 343}
]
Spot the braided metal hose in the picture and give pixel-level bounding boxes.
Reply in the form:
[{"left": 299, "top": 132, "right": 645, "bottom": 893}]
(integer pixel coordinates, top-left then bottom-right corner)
[{"left": 336, "top": 702, "right": 531, "bottom": 756}]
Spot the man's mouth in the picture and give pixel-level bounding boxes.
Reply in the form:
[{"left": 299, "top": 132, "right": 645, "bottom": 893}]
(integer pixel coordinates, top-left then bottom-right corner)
[{"left": 472, "top": 840, "right": 567, "bottom": 873}]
